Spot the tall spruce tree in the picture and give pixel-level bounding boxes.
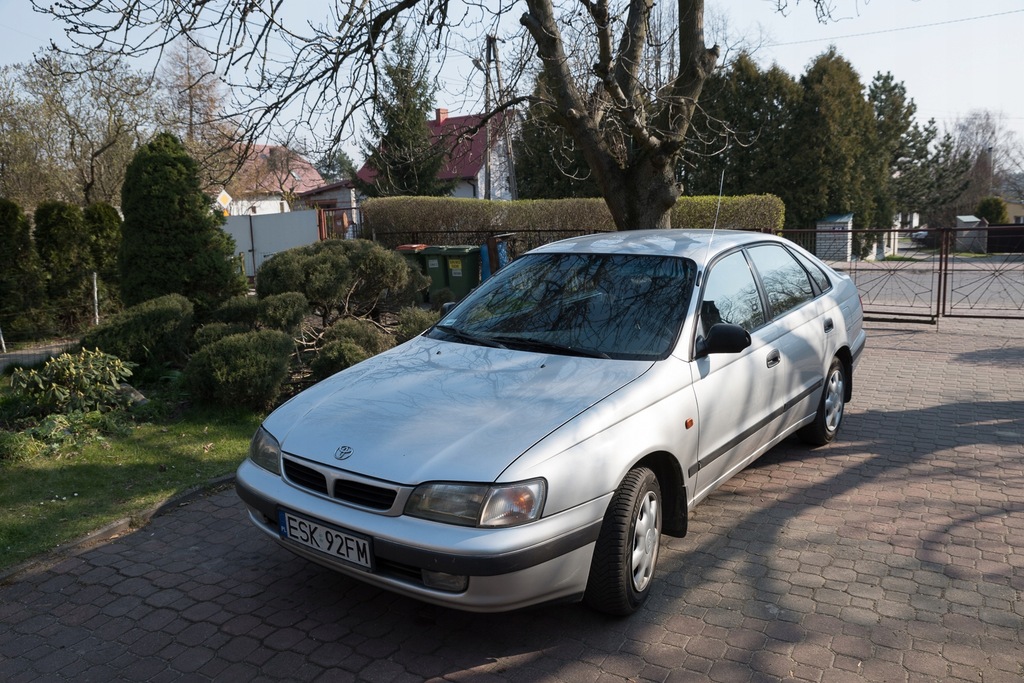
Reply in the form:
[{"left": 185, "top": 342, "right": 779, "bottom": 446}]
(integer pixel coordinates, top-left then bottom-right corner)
[
  {"left": 683, "top": 54, "right": 802, "bottom": 198},
  {"left": 353, "top": 28, "right": 457, "bottom": 198},
  {"left": 119, "top": 132, "right": 246, "bottom": 313},
  {"left": 786, "top": 49, "right": 882, "bottom": 230}
]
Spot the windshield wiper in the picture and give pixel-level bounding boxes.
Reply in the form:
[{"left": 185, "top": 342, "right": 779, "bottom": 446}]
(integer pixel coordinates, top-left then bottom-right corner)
[
  {"left": 433, "top": 324, "right": 507, "bottom": 349},
  {"left": 490, "top": 336, "right": 610, "bottom": 359}
]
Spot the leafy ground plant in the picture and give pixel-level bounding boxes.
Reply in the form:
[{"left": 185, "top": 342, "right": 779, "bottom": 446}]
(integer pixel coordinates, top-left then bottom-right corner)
[{"left": 0, "top": 390, "right": 261, "bottom": 572}]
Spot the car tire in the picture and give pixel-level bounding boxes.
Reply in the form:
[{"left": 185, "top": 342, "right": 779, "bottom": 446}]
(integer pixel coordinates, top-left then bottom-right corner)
[
  {"left": 584, "top": 467, "right": 662, "bottom": 616},
  {"left": 799, "top": 356, "right": 846, "bottom": 446}
]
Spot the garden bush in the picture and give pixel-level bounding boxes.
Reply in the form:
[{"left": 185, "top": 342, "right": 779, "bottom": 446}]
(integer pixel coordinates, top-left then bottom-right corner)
[
  {"left": 322, "top": 318, "right": 394, "bottom": 355},
  {"left": 255, "top": 239, "right": 427, "bottom": 325},
  {"left": 184, "top": 330, "right": 294, "bottom": 410},
  {"left": 258, "top": 292, "right": 309, "bottom": 333},
  {"left": 310, "top": 318, "right": 394, "bottom": 381},
  {"left": 193, "top": 322, "right": 251, "bottom": 349},
  {"left": 210, "top": 295, "right": 260, "bottom": 328},
  {"left": 309, "top": 339, "right": 373, "bottom": 382},
  {"left": 10, "top": 348, "right": 135, "bottom": 415},
  {"left": 394, "top": 307, "right": 440, "bottom": 345},
  {"left": 81, "top": 293, "right": 194, "bottom": 367}
]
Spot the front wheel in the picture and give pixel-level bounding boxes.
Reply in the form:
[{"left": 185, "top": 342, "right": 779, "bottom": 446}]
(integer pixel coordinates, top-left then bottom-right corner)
[
  {"left": 584, "top": 467, "right": 662, "bottom": 616},
  {"left": 799, "top": 356, "right": 847, "bottom": 446}
]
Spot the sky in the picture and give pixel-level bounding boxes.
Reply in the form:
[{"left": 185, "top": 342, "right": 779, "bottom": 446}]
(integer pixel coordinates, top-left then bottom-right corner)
[{"left": 1, "top": 0, "right": 1022, "bottom": 158}]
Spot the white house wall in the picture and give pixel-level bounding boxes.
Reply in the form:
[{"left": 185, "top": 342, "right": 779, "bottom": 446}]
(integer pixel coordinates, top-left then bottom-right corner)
[{"left": 223, "top": 210, "right": 321, "bottom": 277}]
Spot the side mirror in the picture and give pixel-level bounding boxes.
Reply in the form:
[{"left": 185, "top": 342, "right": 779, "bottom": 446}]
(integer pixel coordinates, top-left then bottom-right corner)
[
  {"left": 440, "top": 302, "right": 457, "bottom": 316},
  {"left": 695, "top": 323, "right": 752, "bottom": 359}
]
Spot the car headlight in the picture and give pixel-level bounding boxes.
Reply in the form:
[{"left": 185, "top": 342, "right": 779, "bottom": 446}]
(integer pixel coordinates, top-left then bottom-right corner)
[
  {"left": 248, "top": 427, "right": 281, "bottom": 474},
  {"left": 405, "top": 479, "right": 546, "bottom": 527}
]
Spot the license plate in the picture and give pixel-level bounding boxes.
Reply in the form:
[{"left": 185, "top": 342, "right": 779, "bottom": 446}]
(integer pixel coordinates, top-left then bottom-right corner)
[{"left": 278, "top": 509, "right": 373, "bottom": 571}]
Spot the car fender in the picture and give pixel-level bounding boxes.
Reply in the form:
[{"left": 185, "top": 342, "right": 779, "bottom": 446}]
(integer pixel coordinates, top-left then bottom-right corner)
[{"left": 500, "top": 355, "right": 699, "bottom": 518}]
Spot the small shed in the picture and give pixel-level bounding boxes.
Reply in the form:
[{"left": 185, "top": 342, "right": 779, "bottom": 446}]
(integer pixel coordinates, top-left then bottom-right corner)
[
  {"left": 955, "top": 215, "right": 988, "bottom": 253},
  {"left": 814, "top": 213, "right": 854, "bottom": 262}
]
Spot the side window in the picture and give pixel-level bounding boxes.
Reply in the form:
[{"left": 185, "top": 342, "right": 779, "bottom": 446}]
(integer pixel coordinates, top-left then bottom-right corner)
[
  {"left": 700, "top": 251, "right": 766, "bottom": 334},
  {"left": 790, "top": 248, "right": 832, "bottom": 293},
  {"left": 747, "top": 245, "right": 815, "bottom": 318}
]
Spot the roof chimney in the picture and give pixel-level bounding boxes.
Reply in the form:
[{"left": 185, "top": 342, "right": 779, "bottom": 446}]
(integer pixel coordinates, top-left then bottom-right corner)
[{"left": 435, "top": 108, "right": 448, "bottom": 125}]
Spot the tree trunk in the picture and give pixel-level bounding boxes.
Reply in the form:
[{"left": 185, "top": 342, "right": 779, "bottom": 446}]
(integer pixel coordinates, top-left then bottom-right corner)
[{"left": 598, "top": 155, "right": 679, "bottom": 230}]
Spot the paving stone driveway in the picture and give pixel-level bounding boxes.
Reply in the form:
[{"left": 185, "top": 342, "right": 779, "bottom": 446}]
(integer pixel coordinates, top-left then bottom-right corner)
[{"left": 2, "top": 319, "right": 1023, "bottom": 682}]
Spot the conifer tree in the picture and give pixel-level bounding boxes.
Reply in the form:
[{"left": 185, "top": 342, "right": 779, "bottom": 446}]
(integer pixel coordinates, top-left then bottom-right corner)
[
  {"left": 119, "top": 132, "right": 246, "bottom": 313},
  {"left": 0, "top": 198, "right": 46, "bottom": 338},
  {"left": 33, "top": 200, "right": 92, "bottom": 305},
  {"left": 353, "top": 28, "right": 457, "bottom": 198}
]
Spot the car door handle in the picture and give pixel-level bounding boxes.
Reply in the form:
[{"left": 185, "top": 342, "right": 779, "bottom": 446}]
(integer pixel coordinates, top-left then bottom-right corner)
[
  {"left": 766, "top": 350, "right": 781, "bottom": 368},
  {"left": 824, "top": 318, "right": 834, "bottom": 333}
]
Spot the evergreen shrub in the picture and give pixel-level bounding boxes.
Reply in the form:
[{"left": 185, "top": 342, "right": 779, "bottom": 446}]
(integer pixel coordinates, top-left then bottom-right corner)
[
  {"left": 256, "top": 239, "right": 424, "bottom": 324},
  {"left": 81, "top": 293, "right": 194, "bottom": 366},
  {"left": 310, "top": 340, "right": 372, "bottom": 382},
  {"left": 394, "top": 307, "right": 440, "bottom": 344},
  {"left": 310, "top": 318, "right": 394, "bottom": 381},
  {"left": 184, "top": 330, "right": 294, "bottom": 410},
  {"left": 258, "top": 292, "right": 309, "bottom": 333},
  {"left": 0, "top": 198, "right": 47, "bottom": 340},
  {"left": 193, "top": 322, "right": 251, "bottom": 349},
  {"left": 211, "top": 295, "right": 260, "bottom": 328}
]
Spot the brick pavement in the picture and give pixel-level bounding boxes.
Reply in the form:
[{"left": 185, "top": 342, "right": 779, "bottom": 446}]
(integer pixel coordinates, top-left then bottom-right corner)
[{"left": 1, "top": 318, "right": 1023, "bottom": 682}]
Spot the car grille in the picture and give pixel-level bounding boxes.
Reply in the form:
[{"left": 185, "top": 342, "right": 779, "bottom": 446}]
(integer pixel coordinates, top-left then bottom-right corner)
[
  {"left": 283, "top": 458, "right": 328, "bottom": 494},
  {"left": 334, "top": 480, "right": 397, "bottom": 510},
  {"left": 282, "top": 456, "right": 400, "bottom": 512}
]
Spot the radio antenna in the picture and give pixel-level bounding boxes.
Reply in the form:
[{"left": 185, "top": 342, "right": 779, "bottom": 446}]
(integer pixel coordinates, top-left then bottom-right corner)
[{"left": 697, "top": 167, "right": 726, "bottom": 286}]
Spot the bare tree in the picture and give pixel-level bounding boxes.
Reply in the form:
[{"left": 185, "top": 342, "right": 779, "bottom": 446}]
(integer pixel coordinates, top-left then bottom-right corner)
[
  {"left": 1, "top": 54, "right": 155, "bottom": 209},
  {"left": 157, "top": 40, "right": 244, "bottom": 191},
  {"left": 35, "top": 0, "right": 836, "bottom": 230}
]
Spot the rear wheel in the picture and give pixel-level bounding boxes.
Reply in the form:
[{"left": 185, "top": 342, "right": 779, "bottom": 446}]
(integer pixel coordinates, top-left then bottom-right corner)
[
  {"left": 584, "top": 467, "right": 662, "bottom": 616},
  {"left": 799, "top": 356, "right": 846, "bottom": 446}
]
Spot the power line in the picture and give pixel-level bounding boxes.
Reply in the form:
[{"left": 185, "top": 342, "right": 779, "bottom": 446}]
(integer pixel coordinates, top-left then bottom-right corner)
[{"left": 768, "top": 9, "right": 1024, "bottom": 47}]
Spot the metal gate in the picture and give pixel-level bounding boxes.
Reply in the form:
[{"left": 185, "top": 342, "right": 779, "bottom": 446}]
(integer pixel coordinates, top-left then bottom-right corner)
[{"left": 784, "top": 227, "right": 1024, "bottom": 322}]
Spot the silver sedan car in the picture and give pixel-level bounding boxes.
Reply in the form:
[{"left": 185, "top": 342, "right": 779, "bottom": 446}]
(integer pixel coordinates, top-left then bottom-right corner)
[{"left": 236, "top": 229, "right": 866, "bottom": 615}]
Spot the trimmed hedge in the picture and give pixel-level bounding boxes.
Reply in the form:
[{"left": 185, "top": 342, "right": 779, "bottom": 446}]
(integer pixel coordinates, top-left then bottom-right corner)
[
  {"left": 184, "top": 330, "right": 295, "bottom": 410},
  {"left": 81, "top": 293, "right": 194, "bottom": 366},
  {"left": 361, "top": 195, "right": 785, "bottom": 255}
]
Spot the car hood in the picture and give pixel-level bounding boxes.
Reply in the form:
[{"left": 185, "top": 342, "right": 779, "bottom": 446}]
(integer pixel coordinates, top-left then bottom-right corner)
[{"left": 263, "top": 336, "right": 652, "bottom": 484}]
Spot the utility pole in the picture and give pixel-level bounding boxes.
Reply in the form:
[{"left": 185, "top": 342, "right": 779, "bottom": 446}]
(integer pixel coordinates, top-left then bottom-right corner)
[
  {"left": 474, "top": 36, "right": 519, "bottom": 201},
  {"left": 490, "top": 36, "right": 518, "bottom": 201}
]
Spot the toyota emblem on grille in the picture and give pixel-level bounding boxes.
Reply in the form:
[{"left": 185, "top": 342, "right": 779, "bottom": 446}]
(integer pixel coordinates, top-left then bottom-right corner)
[{"left": 334, "top": 446, "right": 354, "bottom": 460}]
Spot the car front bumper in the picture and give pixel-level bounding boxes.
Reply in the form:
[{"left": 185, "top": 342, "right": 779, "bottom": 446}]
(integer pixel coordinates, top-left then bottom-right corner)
[{"left": 235, "top": 459, "right": 609, "bottom": 612}]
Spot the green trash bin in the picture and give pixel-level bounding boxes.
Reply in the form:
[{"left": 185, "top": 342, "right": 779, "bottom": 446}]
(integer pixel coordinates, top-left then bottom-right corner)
[
  {"left": 439, "top": 246, "right": 481, "bottom": 300},
  {"left": 420, "top": 246, "right": 453, "bottom": 301},
  {"left": 396, "top": 244, "right": 430, "bottom": 303}
]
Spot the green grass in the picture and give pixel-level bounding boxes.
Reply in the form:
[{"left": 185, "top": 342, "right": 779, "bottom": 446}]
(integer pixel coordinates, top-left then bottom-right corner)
[{"left": 0, "top": 395, "right": 262, "bottom": 572}]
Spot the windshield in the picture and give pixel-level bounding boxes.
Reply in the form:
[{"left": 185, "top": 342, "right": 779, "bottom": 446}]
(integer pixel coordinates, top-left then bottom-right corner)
[{"left": 429, "top": 252, "right": 696, "bottom": 360}]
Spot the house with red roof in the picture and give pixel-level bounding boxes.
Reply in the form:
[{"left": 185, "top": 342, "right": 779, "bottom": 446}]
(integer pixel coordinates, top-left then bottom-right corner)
[
  {"left": 410, "top": 108, "right": 517, "bottom": 201},
  {"left": 225, "top": 144, "right": 325, "bottom": 215},
  {"left": 294, "top": 108, "right": 517, "bottom": 240}
]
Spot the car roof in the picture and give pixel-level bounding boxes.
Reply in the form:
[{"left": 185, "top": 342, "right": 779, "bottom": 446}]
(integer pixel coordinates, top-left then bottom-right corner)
[{"left": 528, "top": 229, "right": 780, "bottom": 259}]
